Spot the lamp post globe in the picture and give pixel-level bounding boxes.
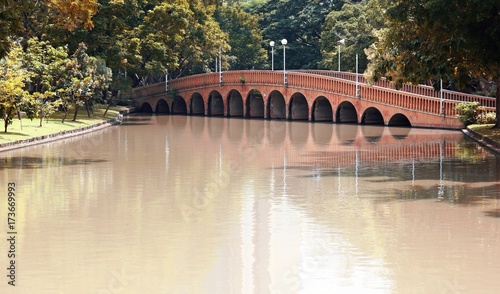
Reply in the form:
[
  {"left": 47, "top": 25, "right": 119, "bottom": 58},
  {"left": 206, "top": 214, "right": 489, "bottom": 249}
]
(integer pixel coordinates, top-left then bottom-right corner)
[
  {"left": 270, "top": 41, "right": 275, "bottom": 71},
  {"left": 281, "top": 39, "right": 287, "bottom": 84}
]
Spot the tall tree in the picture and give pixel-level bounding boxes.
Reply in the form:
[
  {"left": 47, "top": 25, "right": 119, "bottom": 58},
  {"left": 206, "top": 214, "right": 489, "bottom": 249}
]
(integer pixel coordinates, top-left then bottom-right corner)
[
  {"left": 215, "top": 4, "right": 267, "bottom": 70},
  {"left": 256, "top": 0, "right": 342, "bottom": 69},
  {"left": 0, "top": 41, "right": 29, "bottom": 132},
  {"left": 365, "top": 0, "right": 499, "bottom": 126},
  {"left": 23, "top": 38, "right": 71, "bottom": 126},
  {"left": 67, "top": 43, "right": 111, "bottom": 121},
  {"left": 0, "top": 0, "right": 99, "bottom": 58},
  {"left": 321, "top": 0, "right": 385, "bottom": 72},
  {"left": 171, "top": 0, "right": 229, "bottom": 78}
]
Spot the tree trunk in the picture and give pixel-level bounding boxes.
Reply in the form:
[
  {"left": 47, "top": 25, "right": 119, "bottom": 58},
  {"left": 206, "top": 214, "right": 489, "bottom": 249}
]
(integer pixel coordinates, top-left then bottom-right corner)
[
  {"left": 4, "top": 117, "right": 8, "bottom": 133},
  {"left": 496, "top": 78, "right": 500, "bottom": 128},
  {"left": 85, "top": 99, "right": 91, "bottom": 118},
  {"left": 62, "top": 108, "right": 68, "bottom": 123},
  {"left": 39, "top": 108, "right": 44, "bottom": 127},
  {"left": 17, "top": 109, "right": 22, "bottom": 130},
  {"left": 103, "top": 93, "right": 115, "bottom": 117},
  {"left": 72, "top": 103, "right": 80, "bottom": 122}
]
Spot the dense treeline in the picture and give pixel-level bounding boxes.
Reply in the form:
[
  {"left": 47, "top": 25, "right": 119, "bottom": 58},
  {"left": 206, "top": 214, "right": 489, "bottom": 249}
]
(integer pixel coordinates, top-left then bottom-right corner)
[{"left": 0, "top": 0, "right": 499, "bottom": 131}]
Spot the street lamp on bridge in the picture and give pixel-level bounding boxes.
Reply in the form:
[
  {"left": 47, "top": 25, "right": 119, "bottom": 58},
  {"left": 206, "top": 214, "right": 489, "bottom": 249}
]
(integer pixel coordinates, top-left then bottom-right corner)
[
  {"left": 269, "top": 41, "right": 275, "bottom": 71},
  {"left": 281, "top": 38, "right": 287, "bottom": 84},
  {"left": 337, "top": 38, "right": 345, "bottom": 72}
]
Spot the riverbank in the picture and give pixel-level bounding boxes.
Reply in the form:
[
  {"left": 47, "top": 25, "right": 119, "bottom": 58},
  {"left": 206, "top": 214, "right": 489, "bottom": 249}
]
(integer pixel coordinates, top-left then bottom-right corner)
[
  {"left": 463, "top": 124, "right": 500, "bottom": 155},
  {"left": 0, "top": 106, "right": 135, "bottom": 153}
]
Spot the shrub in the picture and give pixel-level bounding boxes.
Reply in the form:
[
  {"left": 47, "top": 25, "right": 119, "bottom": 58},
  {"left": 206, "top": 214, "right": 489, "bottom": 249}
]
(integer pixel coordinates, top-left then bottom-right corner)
[
  {"left": 477, "top": 111, "right": 496, "bottom": 124},
  {"left": 455, "top": 102, "right": 479, "bottom": 126}
]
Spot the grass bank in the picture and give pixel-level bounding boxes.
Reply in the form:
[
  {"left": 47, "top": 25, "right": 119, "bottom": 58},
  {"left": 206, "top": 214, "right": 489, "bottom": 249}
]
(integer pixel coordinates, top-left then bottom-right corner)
[
  {"left": 0, "top": 105, "right": 129, "bottom": 144},
  {"left": 465, "top": 124, "right": 500, "bottom": 155},
  {"left": 468, "top": 124, "right": 500, "bottom": 142}
]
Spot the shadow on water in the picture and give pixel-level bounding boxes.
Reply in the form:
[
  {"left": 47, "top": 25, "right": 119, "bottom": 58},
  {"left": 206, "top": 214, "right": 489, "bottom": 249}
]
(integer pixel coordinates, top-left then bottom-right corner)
[
  {"left": 0, "top": 156, "right": 108, "bottom": 170},
  {"left": 484, "top": 209, "right": 500, "bottom": 218},
  {"left": 120, "top": 114, "right": 155, "bottom": 126},
  {"left": 361, "top": 125, "right": 383, "bottom": 143}
]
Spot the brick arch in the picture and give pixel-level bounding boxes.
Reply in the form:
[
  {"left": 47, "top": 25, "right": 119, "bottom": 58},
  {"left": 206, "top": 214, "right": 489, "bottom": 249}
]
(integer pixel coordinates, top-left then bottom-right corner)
[
  {"left": 289, "top": 92, "right": 309, "bottom": 121},
  {"left": 208, "top": 90, "right": 224, "bottom": 116},
  {"left": 388, "top": 113, "right": 412, "bottom": 127},
  {"left": 190, "top": 93, "right": 205, "bottom": 115},
  {"left": 246, "top": 89, "right": 264, "bottom": 118},
  {"left": 267, "top": 90, "right": 286, "bottom": 119},
  {"left": 140, "top": 102, "right": 153, "bottom": 113},
  {"left": 312, "top": 96, "right": 333, "bottom": 122},
  {"left": 172, "top": 96, "right": 187, "bottom": 114},
  {"left": 227, "top": 90, "right": 244, "bottom": 117},
  {"left": 361, "top": 107, "right": 384, "bottom": 125},
  {"left": 336, "top": 101, "right": 358, "bottom": 123},
  {"left": 155, "top": 99, "right": 170, "bottom": 114}
]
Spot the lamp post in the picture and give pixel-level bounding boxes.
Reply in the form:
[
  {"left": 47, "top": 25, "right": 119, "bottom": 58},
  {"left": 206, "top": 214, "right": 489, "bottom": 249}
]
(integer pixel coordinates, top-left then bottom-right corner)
[
  {"left": 165, "top": 69, "right": 168, "bottom": 92},
  {"left": 270, "top": 41, "right": 275, "bottom": 71},
  {"left": 281, "top": 38, "right": 287, "bottom": 84},
  {"left": 337, "top": 38, "right": 345, "bottom": 72}
]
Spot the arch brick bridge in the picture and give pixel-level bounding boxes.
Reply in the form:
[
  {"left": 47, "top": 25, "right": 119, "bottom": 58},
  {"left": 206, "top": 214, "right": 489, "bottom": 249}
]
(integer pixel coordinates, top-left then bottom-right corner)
[{"left": 131, "top": 70, "right": 496, "bottom": 129}]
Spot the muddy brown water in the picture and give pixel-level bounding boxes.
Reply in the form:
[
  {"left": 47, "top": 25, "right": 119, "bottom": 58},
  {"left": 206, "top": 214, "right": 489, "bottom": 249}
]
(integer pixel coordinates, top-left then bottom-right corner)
[{"left": 0, "top": 115, "right": 499, "bottom": 293}]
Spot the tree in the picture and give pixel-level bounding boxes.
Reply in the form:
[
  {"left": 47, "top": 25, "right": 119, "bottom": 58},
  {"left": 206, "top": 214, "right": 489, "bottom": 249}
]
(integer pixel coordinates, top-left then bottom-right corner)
[
  {"left": 67, "top": 43, "right": 111, "bottom": 121},
  {"left": 45, "top": 0, "right": 99, "bottom": 30},
  {"left": 0, "top": 42, "right": 29, "bottom": 132},
  {"left": 215, "top": 3, "right": 267, "bottom": 70},
  {"left": 321, "top": 0, "right": 385, "bottom": 72},
  {"left": 256, "top": 0, "right": 342, "bottom": 69},
  {"left": 23, "top": 38, "right": 71, "bottom": 126},
  {"left": 131, "top": 0, "right": 193, "bottom": 83},
  {"left": 171, "top": 0, "right": 229, "bottom": 78},
  {"left": 365, "top": 0, "right": 499, "bottom": 126},
  {"left": 0, "top": 0, "right": 98, "bottom": 59}
]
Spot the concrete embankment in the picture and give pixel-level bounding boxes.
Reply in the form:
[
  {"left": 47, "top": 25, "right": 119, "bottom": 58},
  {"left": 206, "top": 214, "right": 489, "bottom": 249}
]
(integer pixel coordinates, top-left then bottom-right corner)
[
  {"left": 0, "top": 108, "right": 135, "bottom": 153},
  {"left": 463, "top": 127, "right": 500, "bottom": 155}
]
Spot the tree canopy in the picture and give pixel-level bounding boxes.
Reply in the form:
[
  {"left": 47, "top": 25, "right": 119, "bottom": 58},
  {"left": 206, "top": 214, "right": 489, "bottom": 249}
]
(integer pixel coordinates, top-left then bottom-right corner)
[{"left": 365, "top": 0, "right": 499, "bottom": 125}]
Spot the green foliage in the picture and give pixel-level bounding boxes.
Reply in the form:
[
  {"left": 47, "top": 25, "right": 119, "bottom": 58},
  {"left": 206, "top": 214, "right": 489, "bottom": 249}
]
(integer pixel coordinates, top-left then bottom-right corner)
[
  {"left": 215, "top": 4, "right": 267, "bottom": 70},
  {"left": 455, "top": 102, "right": 480, "bottom": 126},
  {"left": 321, "top": 0, "right": 386, "bottom": 72},
  {"left": 477, "top": 112, "right": 497, "bottom": 125},
  {"left": 365, "top": 0, "right": 499, "bottom": 89},
  {"left": 256, "top": 0, "right": 342, "bottom": 69},
  {"left": 0, "top": 42, "right": 29, "bottom": 132}
]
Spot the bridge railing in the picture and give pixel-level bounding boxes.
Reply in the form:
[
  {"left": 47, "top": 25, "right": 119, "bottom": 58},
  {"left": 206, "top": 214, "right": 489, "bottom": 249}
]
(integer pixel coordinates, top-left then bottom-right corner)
[
  {"left": 289, "top": 71, "right": 451, "bottom": 115},
  {"left": 294, "top": 70, "right": 496, "bottom": 110}
]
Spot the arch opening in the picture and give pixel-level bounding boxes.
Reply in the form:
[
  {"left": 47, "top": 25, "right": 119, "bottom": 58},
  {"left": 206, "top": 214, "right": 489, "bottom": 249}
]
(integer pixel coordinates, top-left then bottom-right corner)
[
  {"left": 190, "top": 93, "right": 205, "bottom": 115},
  {"left": 267, "top": 90, "right": 286, "bottom": 119},
  {"left": 155, "top": 99, "right": 170, "bottom": 114},
  {"left": 312, "top": 96, "right": 333, "bottom": 122},
  {"left": 227, "top": 90, "right": 244, "bottom": 117},
  {"left": 172, "top": 96, "right": 187, "bottom": 114},
  {"left": 289, "top": 93, "right": 309, "bottom": 121},
  {"left": 208, "top": 91, "right": 224, "bottom": 116},
  {"left": 246, "top": 89, "right": 264, "bottom": 118},
  {"left": 388, "top": 113, "right": 411, "bottom": 127},
  {"left": 140, "top": 102, "right": 153, "bottom": 113},
  {"left": 361, "top": 107, "right": 384, "bottom": 125},
  {"left": 336, "top": 101, "right": 358, "bottom": 123}
]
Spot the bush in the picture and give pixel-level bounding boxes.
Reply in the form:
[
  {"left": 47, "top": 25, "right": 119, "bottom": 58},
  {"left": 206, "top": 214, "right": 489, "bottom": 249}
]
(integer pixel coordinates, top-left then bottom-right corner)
[
  {"left": 477, "top": 111, "right": 496, "bottom": 124},
  {"left": 455, "top": 102, "right": 480, "bottom": 126}
]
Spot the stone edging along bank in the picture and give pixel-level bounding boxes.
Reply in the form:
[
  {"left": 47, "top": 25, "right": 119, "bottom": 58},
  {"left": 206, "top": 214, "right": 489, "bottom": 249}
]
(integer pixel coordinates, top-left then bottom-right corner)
[
  {"left": 463, "top": 127, "right": 500, "bottom": 156},
  {"left": 0, "top": 108, "right": 135, "bottom": 153}
]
